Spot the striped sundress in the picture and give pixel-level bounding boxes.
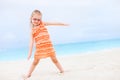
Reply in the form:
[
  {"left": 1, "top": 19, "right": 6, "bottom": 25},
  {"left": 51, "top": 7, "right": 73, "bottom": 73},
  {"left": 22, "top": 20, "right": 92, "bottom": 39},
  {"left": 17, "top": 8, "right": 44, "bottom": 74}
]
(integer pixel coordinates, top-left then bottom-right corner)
[{"left": 32, "top": 22, "right": 56, "bottom": 60}]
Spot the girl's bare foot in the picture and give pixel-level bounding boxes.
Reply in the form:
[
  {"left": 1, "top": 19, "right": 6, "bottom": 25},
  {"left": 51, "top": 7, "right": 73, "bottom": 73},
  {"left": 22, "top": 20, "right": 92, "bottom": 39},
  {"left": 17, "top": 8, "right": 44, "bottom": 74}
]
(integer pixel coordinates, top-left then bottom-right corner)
[
  {"left": 22, "top": 74, "right": 31, "bottom": 80},
  {"left": 60, "top": 70, "right": 64, "bottom": 73}
]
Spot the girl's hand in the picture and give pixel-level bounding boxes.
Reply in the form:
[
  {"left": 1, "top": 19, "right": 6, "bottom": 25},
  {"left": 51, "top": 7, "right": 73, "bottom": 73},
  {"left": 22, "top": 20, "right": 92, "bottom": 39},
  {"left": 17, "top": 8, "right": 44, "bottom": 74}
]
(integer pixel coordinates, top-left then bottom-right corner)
[{"left": 27, "top": 54, "right": 32, "bottom": 60}]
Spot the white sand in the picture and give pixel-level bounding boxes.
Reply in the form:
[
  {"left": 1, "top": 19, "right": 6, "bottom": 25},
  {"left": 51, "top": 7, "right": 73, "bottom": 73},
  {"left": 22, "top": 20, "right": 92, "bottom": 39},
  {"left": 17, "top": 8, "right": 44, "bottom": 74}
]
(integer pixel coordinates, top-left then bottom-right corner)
[{"left": 0, "top": 48, "right": 120, "bottom": 80}]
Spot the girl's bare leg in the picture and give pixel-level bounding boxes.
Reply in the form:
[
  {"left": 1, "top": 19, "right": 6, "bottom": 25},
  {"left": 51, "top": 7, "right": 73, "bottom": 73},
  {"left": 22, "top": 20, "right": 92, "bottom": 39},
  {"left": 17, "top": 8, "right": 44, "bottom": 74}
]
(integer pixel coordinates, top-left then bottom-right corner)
[
  {"left": 50, "top": 56, "right": 64, "bottom": 73},
  {"left": 23, "top": 59, "right": 40, "bottom": 79}
]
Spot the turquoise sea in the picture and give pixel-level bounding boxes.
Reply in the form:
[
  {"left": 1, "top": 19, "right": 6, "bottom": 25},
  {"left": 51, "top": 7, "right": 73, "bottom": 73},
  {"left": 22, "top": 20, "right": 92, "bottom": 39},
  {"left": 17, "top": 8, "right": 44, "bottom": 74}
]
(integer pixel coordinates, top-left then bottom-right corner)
[{"left": 0, "top": 39, "right": 120, "bottom": 61}]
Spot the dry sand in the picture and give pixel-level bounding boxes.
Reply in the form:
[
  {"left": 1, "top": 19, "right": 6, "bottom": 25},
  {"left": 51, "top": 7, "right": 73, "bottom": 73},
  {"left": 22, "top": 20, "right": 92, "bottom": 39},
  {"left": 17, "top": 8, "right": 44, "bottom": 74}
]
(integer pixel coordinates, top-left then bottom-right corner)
[{"left": 0, "top": 48, "right": 120, "bottom": 80}]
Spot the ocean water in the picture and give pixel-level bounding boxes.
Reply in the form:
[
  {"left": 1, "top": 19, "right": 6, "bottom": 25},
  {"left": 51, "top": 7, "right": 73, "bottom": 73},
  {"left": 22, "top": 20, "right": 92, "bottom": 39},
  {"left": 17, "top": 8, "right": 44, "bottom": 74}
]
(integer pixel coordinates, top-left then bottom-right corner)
[{"left": 0, "top": 39, "right": 120, "bottom": 61}]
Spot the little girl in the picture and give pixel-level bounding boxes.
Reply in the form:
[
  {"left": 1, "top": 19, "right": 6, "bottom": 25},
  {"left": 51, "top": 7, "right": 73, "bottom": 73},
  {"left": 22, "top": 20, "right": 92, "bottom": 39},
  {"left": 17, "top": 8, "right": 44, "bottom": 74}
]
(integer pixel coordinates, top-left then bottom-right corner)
[{"left": 23, "top": 10, "right": 68, "bottom": 79}]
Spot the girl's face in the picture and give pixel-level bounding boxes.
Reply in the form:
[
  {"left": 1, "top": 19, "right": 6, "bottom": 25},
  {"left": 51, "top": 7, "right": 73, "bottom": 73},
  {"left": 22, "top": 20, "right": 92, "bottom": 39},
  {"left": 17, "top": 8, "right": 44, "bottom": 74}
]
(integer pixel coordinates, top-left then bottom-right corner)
[{"left": 32, "top": 14, "right": 42, "bottom": 26}]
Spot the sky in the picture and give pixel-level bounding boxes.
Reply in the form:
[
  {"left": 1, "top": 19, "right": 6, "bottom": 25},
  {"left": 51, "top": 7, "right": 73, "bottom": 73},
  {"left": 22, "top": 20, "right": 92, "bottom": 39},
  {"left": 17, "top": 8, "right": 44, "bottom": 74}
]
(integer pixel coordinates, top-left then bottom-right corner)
[{"left": 0, "top": 0, "right": 120, "bottom": 50}]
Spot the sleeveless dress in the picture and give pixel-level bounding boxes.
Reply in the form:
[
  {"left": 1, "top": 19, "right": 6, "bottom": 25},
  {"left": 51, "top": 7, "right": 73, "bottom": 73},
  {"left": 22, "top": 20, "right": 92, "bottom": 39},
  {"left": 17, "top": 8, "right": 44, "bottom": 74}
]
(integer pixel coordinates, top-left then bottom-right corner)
[{"left": 32, "top": 22, "right": 56, "bottom": 60}]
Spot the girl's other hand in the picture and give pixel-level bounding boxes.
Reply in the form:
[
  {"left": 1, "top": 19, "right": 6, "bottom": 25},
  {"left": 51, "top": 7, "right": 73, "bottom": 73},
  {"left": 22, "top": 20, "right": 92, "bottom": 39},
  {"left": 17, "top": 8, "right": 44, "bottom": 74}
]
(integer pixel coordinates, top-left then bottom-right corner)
[{"left": 64, "top": 24, "right": 69, "bottom": 26}]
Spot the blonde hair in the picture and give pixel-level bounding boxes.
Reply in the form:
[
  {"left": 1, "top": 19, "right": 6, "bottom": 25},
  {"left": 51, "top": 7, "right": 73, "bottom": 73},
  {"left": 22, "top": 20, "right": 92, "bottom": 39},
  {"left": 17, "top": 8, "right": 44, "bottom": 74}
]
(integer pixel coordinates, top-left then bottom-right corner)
[{"left": 30, "top": 10, "right": 42, "bottom": 28}]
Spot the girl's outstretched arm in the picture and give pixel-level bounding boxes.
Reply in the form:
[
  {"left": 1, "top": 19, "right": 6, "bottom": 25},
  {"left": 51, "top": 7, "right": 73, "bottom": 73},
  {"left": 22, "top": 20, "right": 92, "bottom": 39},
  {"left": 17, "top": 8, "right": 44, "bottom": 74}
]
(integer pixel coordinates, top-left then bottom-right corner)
[
  {"left": 27, "top": 30, "right": 34, "bottom": 60},
  {"left": 44, "top": 22, "right": 69, "bottom": 26}
]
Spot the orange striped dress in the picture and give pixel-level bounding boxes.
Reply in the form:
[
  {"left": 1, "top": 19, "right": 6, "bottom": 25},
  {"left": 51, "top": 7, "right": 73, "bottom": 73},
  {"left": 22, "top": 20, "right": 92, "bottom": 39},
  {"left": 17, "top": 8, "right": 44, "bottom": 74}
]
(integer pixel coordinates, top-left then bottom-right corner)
[{"left": 32, "top": 22, "right": 56, "bottom": 60}]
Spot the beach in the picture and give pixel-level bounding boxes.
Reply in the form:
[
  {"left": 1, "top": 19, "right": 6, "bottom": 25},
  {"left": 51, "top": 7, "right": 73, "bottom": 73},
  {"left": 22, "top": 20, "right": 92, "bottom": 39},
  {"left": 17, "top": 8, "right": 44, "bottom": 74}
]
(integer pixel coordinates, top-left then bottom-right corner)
[{"left": 0, "top": 48, "right": 120, "bottom": 80}]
